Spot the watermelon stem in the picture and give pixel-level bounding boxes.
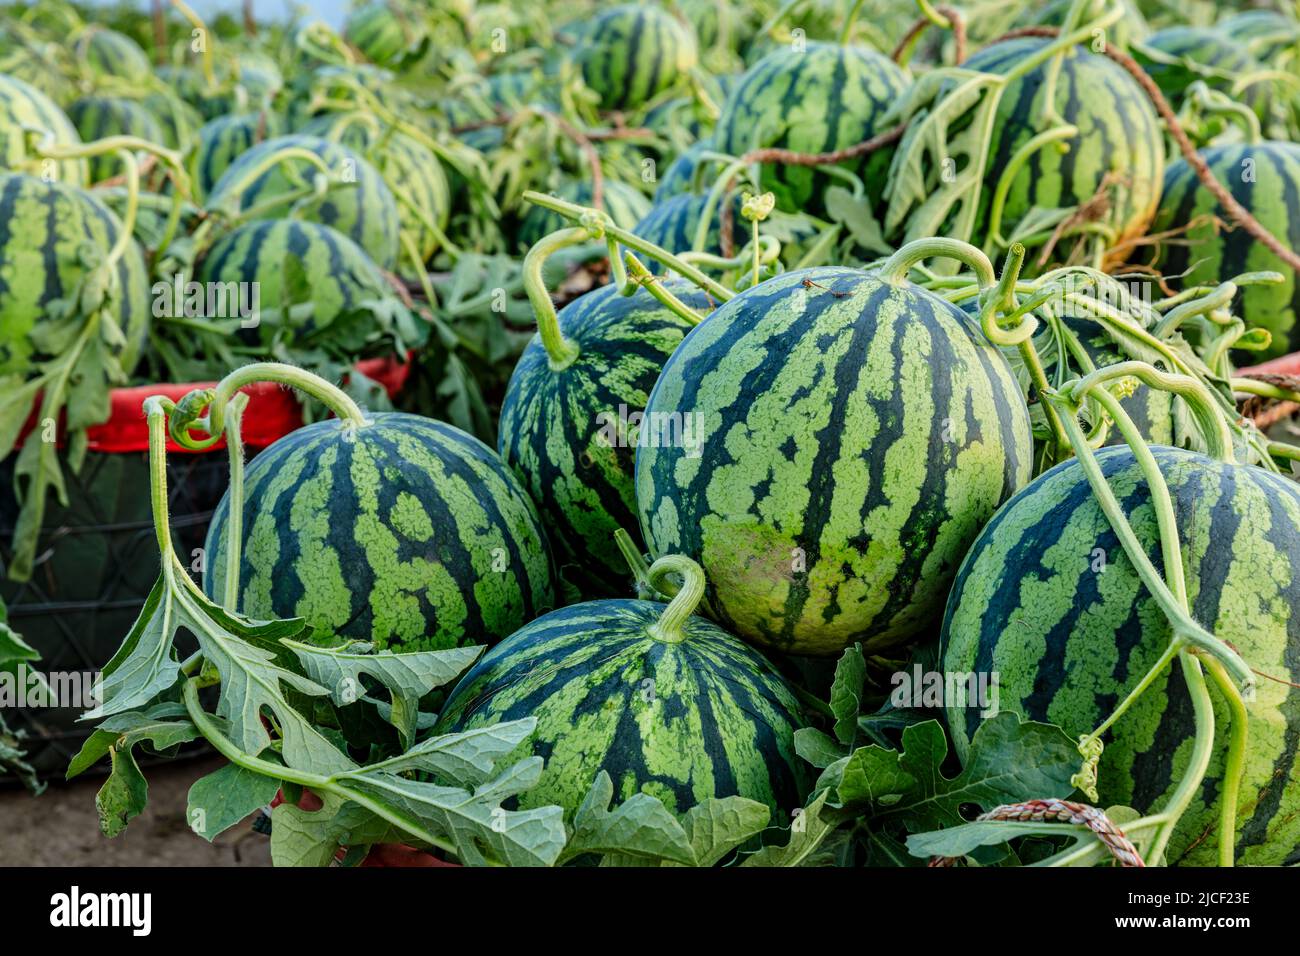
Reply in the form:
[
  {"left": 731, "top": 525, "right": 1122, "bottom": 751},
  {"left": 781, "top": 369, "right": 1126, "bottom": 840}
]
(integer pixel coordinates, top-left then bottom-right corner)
[
  {"left": 522, "top": 226, "right": 589, "bottom": 368},
  {"left": 645, "top": 555, "right": 706, "bottom": 644},
  {"left": 621, "top": 252, "right": 706, "bottom": 326},
  {"left": 220, "top": 392, "right": 250, "bottom": 612},
  {"left": 877, "top": 236, "right": 995, "bottom": 287},
  {"left": 1202, "top": 656, "right": 1249, "bottom": 868}
]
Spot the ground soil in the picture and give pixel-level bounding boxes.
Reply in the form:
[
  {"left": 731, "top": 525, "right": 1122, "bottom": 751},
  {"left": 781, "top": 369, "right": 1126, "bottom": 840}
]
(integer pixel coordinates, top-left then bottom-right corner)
[{"left": 0, "top": 755, "right": 271, "bottom": 867}]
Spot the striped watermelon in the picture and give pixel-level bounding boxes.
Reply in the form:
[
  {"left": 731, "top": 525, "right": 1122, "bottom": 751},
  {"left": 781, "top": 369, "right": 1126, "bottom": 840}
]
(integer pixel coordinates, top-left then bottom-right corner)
[
  {"left": 344, "top": 1, "right": 428, "bottom": 68},
  {"left": 1135, "top": 26, "right": 1268, "bottom": 117},
  {"left": 74, "top": 25, "right": 152, "bottom": 85},
  {"left": 433, "top": 579, "right": 810, "bottom": 817},
  {"left": 714, "top": 42, "right": 908, "bottom": 216},
  {"left": 188, "top": 110, "right": 282, "bottom": 201},
  {"left": 1152, "top": 142, "right": 1300, "bottom": 358},
  {"left": 941, "top": 446, "right": 1300, "bottom": 866},
  {"left": 498, "top": 281, "right": 715, "bottom": 595},
  {"left": 142, "top": 90, "right": 204, "bottom": 151},
  {"left": 66, "top": 97, "right": 165, "bottom": 184},
  {"left": 205, "top": 133, "right": 401, "bottom": 270},
  {"left": 957, "top": 38, "right": 1164, "bottom": 259},
  {"left": 0, "top": 74, "right": 85, "bottom": 186},
  {"left": 298, "top": 114, "right": 450, "bottom": 264},
  {"left": 1061, "top": 317, "right": 1175, "bottom": 446},
  {"left": 632, "top": 192, "right": 744, "bottom": 272},
  {"left": 1218, "top": 10, "right": 1300, "bottom": 65},
  {"left": 205, "top": 413, "right": 556, "bottom": 652},
  {"left": 196, "top": 219, "right": 400, "bottom": 347},
  {"left": 516, "top": 179, "right": 650, "bottom": 252},
  {"left": 0, "top": 174, "right": 149, "bottom": 377},
  {"left": 574, "top": 5, "right": 699, "bottom": 112},
  {"left": 655, "top": 138, "right": 714, "bottom": 199},
  {"left": 635, "top": 266, "right": 1033, "bottom": 657}
]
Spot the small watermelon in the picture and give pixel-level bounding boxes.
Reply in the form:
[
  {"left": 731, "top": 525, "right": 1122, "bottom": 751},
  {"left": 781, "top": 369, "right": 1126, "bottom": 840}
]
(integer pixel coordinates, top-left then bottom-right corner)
[
  {"left": 941, "top": 446, "right": 1300, "bottom": 866},
  {"left": 205, "top": 413, "right": 556, "bottom": 652},
  {"left": 434, "top": 557, "right": 809, "bottom": 819},
  {"left": 188, "top": 111, "right": 282, "bottom": 201},
  {"left": 636, "top": 266, "right": 1033, "bottom": 657},
  {"left": 66, "top": 96, "right": 166, "bottom": 184},
  {"left": 516, "top": 179, "right": 650, "bottom": 252},
  {"left": 499, "top": 280, "right": 715, "bottom": 594},
  {"left": 714, "top": 42, "right": 908, "bottom": 216},
  {"left": 205, "top": 133, "right": 401, "bottom": 270},
  {"left": 196, "top": 219, "right": 404, "bottom": 348},
  {"left": 0, "top": 74, "right": 85, "bottom": 186},
  {"left": 0, "top": 174, "right": 149, "bottom": 376},
  {"left": 575, "top": 5, "right": 699, "bottom": 112},
  {"left": 1152, "top": 141, "right": 1300, "bottom": 358}
]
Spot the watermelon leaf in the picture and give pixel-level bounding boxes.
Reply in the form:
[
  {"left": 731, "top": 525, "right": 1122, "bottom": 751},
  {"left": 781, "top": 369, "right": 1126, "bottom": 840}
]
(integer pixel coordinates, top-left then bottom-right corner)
[
  {"left": 829, "top": 643, "right": 867, "bottom": 746},
  {"left": 353, "top": 718, "right": 538, "bottom": 786},
  {"left": 739, "top": 791, "right": 835, "bottom": 867},
  {"left": 186, "top": 763, "right": 283, "bottom": 843},
  {"left": 560, "top": 771, "right": 697, "bottom": 865}
]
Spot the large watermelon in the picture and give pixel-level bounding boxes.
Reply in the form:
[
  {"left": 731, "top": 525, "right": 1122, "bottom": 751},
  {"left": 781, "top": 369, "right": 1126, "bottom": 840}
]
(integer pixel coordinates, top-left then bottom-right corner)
[
  {"left": 714, "top": 42, "right": 908, "bottom": 216},
  {"left": 499, "top": 281, "right": 715, "bottom": 594},
  {"left": 1218, "top": 10, "right": 1300, "bottom": 65},
  {"left": 0, "top": 174, "right": 149, "bottom": 377},
  {"left": 66, "top": 96, "right": 165, "bottom": 184},
  {"left": 636, "top": 266, "right": 1033, "bottom": 657},
  {"left": 941, "top": 446, "right": 1300, "bottom": 866},
  {"left": 958, "top": 38, "right": 1164, "bottom": 259},
  {"left": 574, "top": 5, "right": 698, "bottom": 112},
  {"left": 0, "top": 74, "right": 85, "bottom": 186},
  {"left": 1152, "top": 141, "right": 1300, "bottom": 358},
  {"left": 205, "top": 133, "right": 400, "bottom": 270},
  {"left": 298, "top": 114, "right": 450, "bottom": 264},
  {"left": 434, "top": 569, "right": 810, "bottom": 818},
  {"left": 188, "top": 110, "right": 282, "bottom": 201},
  {"left": 196, "top": 219, "right": 401, "bottom": 347},
  {"left": 516, "top": 179, "right": 650, "bottom": 252},
  {"left": 205, "top": 413, "right": 556, "bottom": 652}
]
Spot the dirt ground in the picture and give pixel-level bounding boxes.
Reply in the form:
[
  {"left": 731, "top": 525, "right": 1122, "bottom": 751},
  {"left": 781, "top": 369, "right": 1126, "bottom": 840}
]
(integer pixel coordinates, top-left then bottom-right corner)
[{"left": 0, "top": 755, "right": 272, "bottom": 867}]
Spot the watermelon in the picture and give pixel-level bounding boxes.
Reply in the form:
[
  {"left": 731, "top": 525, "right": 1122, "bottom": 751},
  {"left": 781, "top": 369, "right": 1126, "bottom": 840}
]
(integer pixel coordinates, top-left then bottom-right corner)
[
  {"left": 205, "top": 413, "right": 556, "bottom": 652},
  {"left": 433, "top": 567, "right": 810, "bottom": 818},
  {"left": 941, "top": 445, "right": 1300, "bottom": 866},
  {"left": 205, "top": 133, "right": 401, "bottom": 270},
  {"left": 1135, "top": 26, "right": 1268, "bottom": 117},
  {"left": 74, "top": 25, "right": 152, "bottom": 85},
  {"left": 344, "top": 1, "right": 428, "bottom": 68},
  {"left": 632, "top": 192, "right": 745, "bottom": 272},
  {"left": 635, "top": 266, "right": 1033, "bottom": 657},
  {"left": 714, "top": 42, "right": 908, "bottom": 216},
  {"left": 958, "top": 38, "right": 1164, "bottom": 259},
  {"left": 499, "top": 280, "right": 715, "bottom": 593},
  {"left": 1031, "top": 0, "right": 1148, "bottom": 49},
  {"left": 66, "top": 96, "right": 165, "bottom": 184},
  {"left": 516, "top": 179, "right": 650, "bottom": 252},
  {"left": 0, "top": 174, "right": 149, "bottom": 377},
  {"left": 188, "top": 110, "right": 282, "bottom": 201},
  {"left": 1218, "top": 10, "right": 1300, "bottom": 65},
  {"left": 142, "top": 90, "right": 204, "bottom": 151},
  {"left": 298, "top": 114, "right": 450, "bottom": 264},
  {"left": 196, "top": 219, "right": 402, "bottom": 348},
  {"left": 574, "top": 5, "right": 699, "bottom": 112},
  {"left": 1152, "top": 141, "right": 1300, "bottom": 358},
  {"left": 1060, "top": 317, "right": 1175, "bottom": 446},
  {"left": 655, "top": 138, "right": 715, "bottom": 199},
  {"left": 0, "top": 74, "right": 85, "bottom": 186}
]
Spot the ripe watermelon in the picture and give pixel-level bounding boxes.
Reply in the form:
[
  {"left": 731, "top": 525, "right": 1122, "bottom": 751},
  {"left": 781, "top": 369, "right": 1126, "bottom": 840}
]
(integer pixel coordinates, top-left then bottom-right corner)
[
  {"left": 434, "top": 576, "right": 810, "bottom": 817},
  {"left": 1218, "top": 10, "right": 1300, "bottom": 64},
  {"left": 0, "top": 174, "right": 149, "bottom": 377},
  {"left": 0, "top": 74, "right": 85, "bottom": 186},
  {"left": 959, "top": 38, "right": 1164, "bottom": 258},
  {"left": 74, "top": 25, "right": 152, "bottom": 85},
  {"left": 941, "top": 445, "right": 1300, "bottom": 866},
  {"left": 575, "top": 5, "right": 699, "bottom": 112},
  {"left": 1152, "top": 141, "right": 1300, "bottom": 358},
  {"left": 499, "top": 280, "right": 715, "bottom": 594},
  {"left": 516, "top": 179, "right": 650, "bottom": 252},
  {"left": 636, "top": 266, "right": 1033, "bottom": 657},
  {"left": 714, "top": 42, "right": 907, "bottom": 216},
  {"left": 344, "top": 1, "right": 428, "bottom": 67},
  {"left": 142, "top": 90, "right": 204, "bottom": 151},
  {"left": 205, "top": 133, "right": 401, "bottom": 270},
  {"left": 196, "top": 219, "right": 401, "bottom": 347},
  {"left": 66, "top": 96, "right": 165, "bottom": 184},
  {"left": 205, "top": 413, "right": 556, "bottom": 652},
  {"left": 632, "top": 192, "right": 744, "bottom": 272},
  {"left": 188, "top": 110, "right": 282, "bottom": 201},
  {"left": 1135, "top": 26, "right": 1268, "bottom": 117},
  {"left": 298, "top": 114, "right": 450, "bottom": 264}
]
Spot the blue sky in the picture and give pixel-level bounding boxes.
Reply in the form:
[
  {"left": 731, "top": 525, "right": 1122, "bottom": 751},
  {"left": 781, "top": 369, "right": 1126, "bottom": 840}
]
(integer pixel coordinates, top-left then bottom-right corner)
[{"left": 86, "top": 0, "right": 349, "bottom": 28}]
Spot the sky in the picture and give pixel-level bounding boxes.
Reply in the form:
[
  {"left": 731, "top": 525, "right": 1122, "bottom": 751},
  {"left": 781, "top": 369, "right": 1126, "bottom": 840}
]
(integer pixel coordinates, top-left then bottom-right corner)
[{"left": 85, "top": 0, "right": 349, "bottom": 29}]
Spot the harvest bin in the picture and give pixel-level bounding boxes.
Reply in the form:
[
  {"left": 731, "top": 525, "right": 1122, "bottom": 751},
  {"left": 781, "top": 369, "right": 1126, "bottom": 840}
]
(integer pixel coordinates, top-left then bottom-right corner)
[{"left": 0, "top": 357, "right": 411, "bottom": 781}]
